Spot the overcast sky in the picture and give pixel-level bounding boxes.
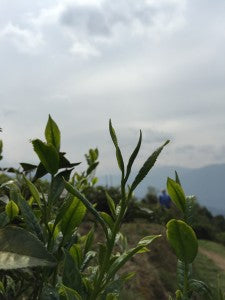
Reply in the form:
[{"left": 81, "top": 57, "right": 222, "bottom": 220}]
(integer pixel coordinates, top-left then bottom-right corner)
[{"left": 1, "top": 0, "right": 225, "bottom": 176}]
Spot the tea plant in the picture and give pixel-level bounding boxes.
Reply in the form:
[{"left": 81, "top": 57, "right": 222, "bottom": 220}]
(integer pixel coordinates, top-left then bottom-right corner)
[
  {"left": 63, "top": 120, "right": 169, "bottom": 299},
  {"left": 166, "top": 173, "right": 211, "bottom": 300},
  {"left": 0, "top": 116, "right": 169, "bottom": 299}
]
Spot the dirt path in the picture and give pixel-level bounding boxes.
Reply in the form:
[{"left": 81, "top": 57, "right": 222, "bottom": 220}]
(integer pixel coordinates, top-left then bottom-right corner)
[{"left": 199, "top": 247, "right": 225, "bottom": 271}]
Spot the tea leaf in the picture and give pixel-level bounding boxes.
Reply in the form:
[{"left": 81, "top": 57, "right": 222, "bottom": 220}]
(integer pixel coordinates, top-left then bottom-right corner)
[
  {"left": 5, "top": 200, "right": 19, "bottom": 221},
  {"left": 125, "top": 130, "right": 142, "bottom": 183},
  {"left": 175, "top": 290, "right": 183, "bottom": 300},
  {"left": 107, "top": 235, "right": 160, "bottom": 280},
  {"left": 167, "top": 178, "right": 186, "bottom": 213},
  {"left": 32, "top": 139, "right": 59, "bottom": 175},
  {"left": 64, "top": 180, "right": 107, "bottom": 235},
  {"left": 81, "top": 251, "right": 96, "bottom": 272},
  {"left": 189, "top": 279, "right": 212, "bottom": 296},
  {"left": 106, "top": 293, "right": 119, "bottom": 300},
  {"left": 45, "top": 114, "right": 61, "bottom": 151},
  {"left": 59, "top": 152, "right": 81, "bottom": 169},
  {"left": 0, "top": 226, "right": 55, "bottom": 269},
  {"left": 175, "top": 170, "right": 181, "bottom": 185},
  {"left": 105, "top": 191, "right": 116, "bottom": 219},
  {"left": 0, "top": 212, "right": 9, "bottom": 228},
  {"left": 48, "top": 169, "right": 73, "bottom": 205},
  {"left": 59, "top": 284, "right": 82, "bottom": 300},
  {"left": 84, "top": 228, "right": 94, "bottom": 254},
  {"left": 53, "top": 196, "right": 73, "bottom": 230},
  {"left": 40, "top": 285, "right": 60, "bottom": 300},
  {"left": 69, "top": 244, "right": 82, "bottom": 269},
  {"left": 98, "top": 243, "right": 107, "bottom": 267},
  {"left": 86, "top": 162, "right": 99, "bottom": 176},
  {"left": 62, "top": 250, "right": 84, "bottom": 295},
  {"left": 20, "top": 163, "right": 37, "bottom": 172},
  {"left": 61, "top": 197, "right": 86, "bottom": 242},
  {"left": 24, "top": 176, "right": 41, "bottom": 208},
  {"left": 33, "top": 162, "right": 48, "bottom": 180},
  {"left": 17, "top": 193, "right": 44, "bottom": 241},
  {"left": 109, "top": 120, "right": 124, "bottom": 176},
  {"left": 100, "top": 212, "right": 114, "bottom": 230},
  {"left": 104, "top": 272, "right": 135, "bottom": 297},
  {"left": 166, "top": 219, "right": 198, "bottom": 264},
  {"left": 131, "top": 140, "right": 169, "bottom": 191}
]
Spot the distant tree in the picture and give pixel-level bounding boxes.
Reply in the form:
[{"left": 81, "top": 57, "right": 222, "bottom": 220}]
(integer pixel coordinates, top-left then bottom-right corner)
[{"left": 142, "top": 186, "right": 158, "bottom": 206}]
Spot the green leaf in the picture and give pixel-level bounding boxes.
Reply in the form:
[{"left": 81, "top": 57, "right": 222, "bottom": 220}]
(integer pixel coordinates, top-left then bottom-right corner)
[
  {"left": 109, "top": 120, "right": 124, "bottom": 176},
  {"left": 107, "top": 235, "right": 160, "bottom": 280},
  {"left": 166, "top": 219, "right": 198, "bottom": 264},
  {"left": 175, "top": 290, "right": 183, "bottom": 300},
  {"left": 100, "top": 212, "right": 114, "bottom": 230},
  {"left": 53, "top": 196, "right": 73, "bottom": 231},
  {"left": 124, "top": 130, "right": 142, "bottom": 183},
  {"left": 59, "top": 284, "right": 82, "bottom": 300},
  {"left": 185, "top": 196, "right": 196, "bottom": 226},
  {"left": 62, "top": 250, "right": 84, "bottom": 295},
  {"left": 48, "top": 169, "right": 73, "bottom": 205},
  {"left": 84, "top": 228, "right": 94, "bottom": 254},
  {"left": 45, "top": 114, "right": 61, "bottom": 151},
  {"left": 0, "top": 212, "right": 9, "bottom": 227},
  {"left": 106, "top": 294, "right": 118, "bottom": 300},
  {"left": 81, "top": 251, "right": 96, "bottom": 272},
  {"left": 24, "top": 176, "right": 41, "bottom": 208},
  {"left": 175, "top": 170, "right": 181, "bottom": 185},
  {"left": 92, "top": 177, "right": 98, "bottom": 185},
  {"left": 61, "top": 197, "right": 86, "bottom": 242},
  {"left": 98, "top": 243, "right": 107, "bottom": 267},
  {"left": 59, "top": 152, "right": 81, "bottom": 169},
  {"left": 167, "top": 178, "right": 186, "bottom": 213},
  {"left": 32, "top": 139, "right": 59, "bottom": 175},
  {"left": 86, "top": 162, "right": 99, "bottom": 176},
  {"left": 0, "top": 226, "right": 55, "bottom": 269},
  {"left": 131, "top": 140, "right": 169, "bottom": 191},
  {"left": 189, "top": 279, "right": 212, "bottom": 297},
  {"left": 33, "top": 162, "right": 48, "bottom": 180},
  {"left": 69, "top": 244, "right": 82, "bottom": 269},
  {"left": 176, "top": 260, "right": 186, "bottom": 290},
  {"left": 20, "top": 163, "right": 37, "bottom": 173},
  {"left": 5, "top": 200, "right": 19, "bottom": 221},
  {"left": 64, "top": 180, "right": 108, "bottom": 236},
  {"left": 105, "top": 191, "right": 116, "bottom": 219},
  {"left": 0, "top": 140, "right": 3, "bottom": 155},
  {"left": 17, "top": 193, "right": 44, "bottom": 241},
  {"left": 0, "top": 281, "right": 5, "bottom": 294},
  {"left": 40, "top": 285, "right": 60, "bottom": 300},
  {"left": 104, "top": 272, "right": 135, "bottom": 297}
]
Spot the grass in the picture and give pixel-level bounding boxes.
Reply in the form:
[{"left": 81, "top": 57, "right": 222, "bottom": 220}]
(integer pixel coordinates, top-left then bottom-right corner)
[
  {"left": 82, "top": 222, "right": 225, "bottom": 299},
  {"left": 198, "top": 239, "right": 225, "bottom": 257},
  {"left": 194, "top": 239, "right": 225, "bottom": 298}
]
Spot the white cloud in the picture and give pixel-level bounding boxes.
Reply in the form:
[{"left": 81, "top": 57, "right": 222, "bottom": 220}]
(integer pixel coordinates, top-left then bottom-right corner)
[
  {"left": 70, "top": 39, "right": 100, "bottom": 57},
  {"left": 1, "top": 0, "right": 225, "bottom": 170},
  {"left": 0, "top": 23, "right": 43, "bottom": 54},
  {"left": 20, "top": 0, "right": 186, "bottom": 57}
]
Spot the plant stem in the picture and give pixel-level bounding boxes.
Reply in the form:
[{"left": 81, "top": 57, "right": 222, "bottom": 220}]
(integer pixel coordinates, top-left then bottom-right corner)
[
  {"left": 183, "top": 263, "right": 189, "bottom": 300},
  {"left": 90, "top": 181, "right": 129, "bottom": 299}
]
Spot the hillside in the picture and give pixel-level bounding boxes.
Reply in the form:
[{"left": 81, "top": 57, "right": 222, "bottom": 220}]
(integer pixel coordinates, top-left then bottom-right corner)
[
  {"left": 100, "top": 164, "right": 225, "bottom": 215},
  {"left": 117, "top": 222, "right": 225, "bottom": 299}
]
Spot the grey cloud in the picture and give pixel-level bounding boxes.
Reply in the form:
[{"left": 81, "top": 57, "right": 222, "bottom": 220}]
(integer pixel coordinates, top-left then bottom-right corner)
[
  {"left": 58, "top": 0, "right": 185, "bottom": 42},
  {"left": 60, "top": 5, "right": 111, "bottom": 37},
  {"left": 1, "top": 0, "right": 225, "bottom": 170},
  {"left": 173, "top": 144, "right": 225, "bottom": 162}
]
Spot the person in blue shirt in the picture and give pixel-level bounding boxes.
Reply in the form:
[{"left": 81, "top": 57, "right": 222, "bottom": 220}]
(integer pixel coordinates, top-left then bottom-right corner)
[{"left": 159, "top": 190, "right": 171, "bottom": 209}]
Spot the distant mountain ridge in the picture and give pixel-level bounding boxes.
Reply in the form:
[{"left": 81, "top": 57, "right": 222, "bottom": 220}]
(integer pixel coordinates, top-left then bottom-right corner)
[{"left": 99, "top": 164, "right": 225, "bottom": 216}]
